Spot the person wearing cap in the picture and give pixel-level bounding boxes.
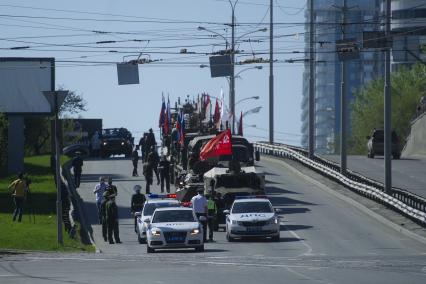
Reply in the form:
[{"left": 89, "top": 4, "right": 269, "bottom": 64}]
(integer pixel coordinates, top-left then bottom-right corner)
[
  {"left": 191, "top": 189, "right": 208, "bottom": 242},
  {"left": 145, "top": 128, "right": 156, "bottom": 155},
  {"left": 100, "top": 191, "right": 110, "bottom": 242},
  {"left": 106, "top": 195, "right": 121, "bottom": 244},
  {"left": 9, "top": 172, "right": 29, "bottom": 222},
  {"left": 130, "top": 185, "right": 146, "bottom": 232},
  {"left": 106, "top": 177, "right": 118, "bottom": 197},
  {"left": 158, "top": 155, "right": 171, "bottom": 193},
  {"left": 93, "top": 177, "right": 107, "bottom": 224}
]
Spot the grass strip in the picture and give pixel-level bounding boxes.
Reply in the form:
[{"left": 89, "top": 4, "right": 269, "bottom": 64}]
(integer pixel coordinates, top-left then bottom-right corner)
[{"left": 0, "top": 155, "right": 94, "bottom": 252}]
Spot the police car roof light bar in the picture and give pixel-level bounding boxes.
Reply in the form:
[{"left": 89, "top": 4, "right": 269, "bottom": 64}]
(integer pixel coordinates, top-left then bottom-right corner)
[{"left": 148, "top": 193, "right": 177, "bottom": 199}]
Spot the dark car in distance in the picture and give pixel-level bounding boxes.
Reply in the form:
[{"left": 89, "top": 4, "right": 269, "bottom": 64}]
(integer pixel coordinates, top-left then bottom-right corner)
[
  {"left": 366, "top": 129, "right": 401, "bottom": 159},
  {"left": 100, "top": 128, "right": 133, "bottom": 158}
]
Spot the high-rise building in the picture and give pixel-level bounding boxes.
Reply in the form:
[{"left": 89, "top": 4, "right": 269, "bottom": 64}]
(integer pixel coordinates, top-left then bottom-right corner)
[
  {"left": 391, "top": 0, "right": 426, "bottom": 68},
  {"left": 301, "top": 0, "right": 383, "bottom": 153}
]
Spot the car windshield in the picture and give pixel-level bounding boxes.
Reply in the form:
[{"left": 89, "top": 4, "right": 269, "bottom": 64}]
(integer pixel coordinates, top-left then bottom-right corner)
[
  {"left": 231, "top": 201, "right": 272, "bottom": 214},
  {"left": 143, "top": 202, "right": 179, "bottom": 216},
  {"left": 151, "top": 210, "right": 196, "bottom": 223}
]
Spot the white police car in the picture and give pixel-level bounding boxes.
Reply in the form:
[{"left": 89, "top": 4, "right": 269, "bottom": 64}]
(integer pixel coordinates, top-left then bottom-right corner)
[
  {"left": 146, "top": 207, "right": 204, "bottom": 253},
  {"left": 135, "top": 194, "right": 180, "bottom": 244},
  {"left": 225, "top": 197, "right": 280, "bottom": 241}
]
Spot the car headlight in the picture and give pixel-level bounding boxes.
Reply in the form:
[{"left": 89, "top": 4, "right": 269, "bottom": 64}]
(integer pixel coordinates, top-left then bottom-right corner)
[
  {"left": 150, "top": 228, "right": 161, "bottom": 236},
  {"left": 267, "top": 217, "right": 279, "bottom": 225},
  {"left": 103, "top": 142, "right": 107, "bottom": 145},
  {"left": 190, "top": 228, "right": 200, "bottom": 235},
  {"left": 121, "top": 141, "right": 125, "bottom": 145}
]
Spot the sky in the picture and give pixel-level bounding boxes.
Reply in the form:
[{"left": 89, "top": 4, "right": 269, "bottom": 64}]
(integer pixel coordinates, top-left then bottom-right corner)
[{"left": 0, "top": 0, "right": 307, "bottom": 145}]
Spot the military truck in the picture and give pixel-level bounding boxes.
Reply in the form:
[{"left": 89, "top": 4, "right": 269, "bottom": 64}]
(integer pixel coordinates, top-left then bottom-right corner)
[{"left": 100, "top": 128, "right": 134, "bottom": 158}]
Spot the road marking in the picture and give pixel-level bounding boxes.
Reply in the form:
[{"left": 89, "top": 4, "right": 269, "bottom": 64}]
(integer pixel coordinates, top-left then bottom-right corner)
[
  {"left": 281, "top": 222, "right": 313, "bottom": 256},
  {"left": 0, "top": 274, "right": 18, "bottom": 277}
]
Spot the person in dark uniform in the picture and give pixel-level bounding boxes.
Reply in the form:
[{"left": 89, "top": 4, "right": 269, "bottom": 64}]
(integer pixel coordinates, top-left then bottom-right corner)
[
  {"left": 158, "top": 155, "right": 171, "bottom": 193},
  {"left": 145, "top": 128, "right": 156, "bottom": 154},
  {"left": 100, "top": 191, "right": 110, "bottom": 242},
  {"left": 130, "top": 185, "right": 146, "bottom": 232},
  {"left": 131, "top": 146, "right": 139, "bottom": 177},
  {"left": 147, "top": 146, "right": 160, "bottom": 185},
  {"left": 106, "top": 195, "right": 121, "bottom": 244},
  {"left": 106, "top": 177, "right": 118, "bottom": 197},
  {"left": 72, "top": 153, "right": 83, "bottom": 188},
  {"left": 143, "top": 160, "right": 153, "bottom": 194}
]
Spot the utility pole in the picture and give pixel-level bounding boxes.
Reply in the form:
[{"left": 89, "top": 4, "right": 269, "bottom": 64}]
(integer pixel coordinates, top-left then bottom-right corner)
[
  {"left": 384, "top": 0, "right": 392, "bottom": 193},
  {"left": 229, "top": 0, "right": 238, "bottom": 134},
  {"left": 339, "top": 0, "right": 348, "bottom": 175},
  {"left": 54, "top": 91, "right": 63, "bottom": 246},
  {"left": 308, "top": 0, "right": 315, "bottom": 158},
  {"left": 269, "top": 0, "right": 274, "bottom": 144}
]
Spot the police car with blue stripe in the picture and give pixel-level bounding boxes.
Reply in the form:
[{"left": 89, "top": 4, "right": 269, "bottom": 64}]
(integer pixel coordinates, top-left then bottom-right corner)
[
  {"left": 146, "top": 207, "right": 204, "bottom": 253},
  {"left": 224, "top": 196, "right": 280, "bottom": 241},
  {"left": 135, "top": 194, "right": 180, "bottom": 244}
]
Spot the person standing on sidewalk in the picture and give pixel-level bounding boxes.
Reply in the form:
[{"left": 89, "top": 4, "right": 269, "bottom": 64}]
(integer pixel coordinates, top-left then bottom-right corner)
[
  {"left": 9, "top": 172, "right": 29, "bottom": 222},
  {"left": 93, "top": 177, "right": 106, "bottom": 224},
  {"left": 72, "top": 152, "right": 83, "bottom": 188},
  {"left": 100, "top": 191, "right": 110, "bottom": 242},
  {"left": 106, "top": 195, "right": 121, "bottom": 244}
]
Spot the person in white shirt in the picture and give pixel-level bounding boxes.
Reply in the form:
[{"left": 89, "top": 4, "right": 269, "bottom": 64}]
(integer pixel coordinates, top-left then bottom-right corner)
[
  {"left": 93, "top": 176, "right": 107, "bottom": 224},
  {"left": 191, "top": 189, "right": 208, "bottom": 242}
]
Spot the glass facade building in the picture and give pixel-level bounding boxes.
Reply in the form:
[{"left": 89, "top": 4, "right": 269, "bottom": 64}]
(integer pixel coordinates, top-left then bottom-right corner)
[{"left": 301, "top": 0, "right": 383, "bottom": 153}]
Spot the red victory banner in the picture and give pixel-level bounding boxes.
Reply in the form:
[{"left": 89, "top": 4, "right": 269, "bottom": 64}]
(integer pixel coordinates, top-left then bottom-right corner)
[{"left": 200, "top": 129, "right": 232, "bottom": 161}]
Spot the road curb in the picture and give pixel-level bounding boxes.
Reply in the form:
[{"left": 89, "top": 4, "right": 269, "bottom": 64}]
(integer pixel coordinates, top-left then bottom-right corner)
[
  {"left": 63, "top": 161, "right": 100, "bottom": 253},
  {"left": 263, "top": 155, "right": 426, "bottom": 246}
]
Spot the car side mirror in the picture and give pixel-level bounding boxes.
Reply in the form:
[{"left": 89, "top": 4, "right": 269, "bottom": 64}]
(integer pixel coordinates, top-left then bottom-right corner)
[
  {"left": 255, "top": 150, "right": 260, "bottom": 161},
  {"left": 135, "top": 212, "right": 142, "bottom": 217},
  {"left": 143, "top": 218, "right": 151, "bottom": 223},
  {"left": 274, "top": 208, "right": 281, "bottom": 213},
  {"left": 223, "top": 209, "right": 230, "bottom": 215}
]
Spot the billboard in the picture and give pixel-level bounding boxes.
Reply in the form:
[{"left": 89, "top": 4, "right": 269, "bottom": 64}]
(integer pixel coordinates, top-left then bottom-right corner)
[{"left": 0, "top": 58, "right": 54, "bottom": 114}]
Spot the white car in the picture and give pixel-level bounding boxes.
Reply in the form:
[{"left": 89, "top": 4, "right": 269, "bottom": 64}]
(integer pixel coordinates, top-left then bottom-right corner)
[
  {"left": 146, "top": 207, "right": 204, "bottom": 253},
  {"left": 135, "top": 196, "right": 180, "bottom": 244},
  {"left": 225, "top": 197, "right": 280, "bottom": 241}
]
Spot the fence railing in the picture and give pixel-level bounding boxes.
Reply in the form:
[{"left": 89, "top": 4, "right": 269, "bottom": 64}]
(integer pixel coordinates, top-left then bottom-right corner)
[{"left": 254, "top": 142, "right": 426, "bottom": 227}]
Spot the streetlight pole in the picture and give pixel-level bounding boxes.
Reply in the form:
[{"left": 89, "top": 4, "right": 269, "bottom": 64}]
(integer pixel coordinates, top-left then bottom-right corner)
[
  {"left": 308, "top": 0, "right": 315, "bottom": 158},
  {"left": 229, "top": 0, "right": 238, "bottom": 134},
  {"left": 384, "top": 0, "right": 392, "bottom": 194},
  {"left": 54, "top": 91, "right": 63, "bottom": 246},
  {"left": 269, "top": 0, "right": 274, "bottom": 144},
  {"left": 340, "top": 0, "right": 348, "bottom": 175}
]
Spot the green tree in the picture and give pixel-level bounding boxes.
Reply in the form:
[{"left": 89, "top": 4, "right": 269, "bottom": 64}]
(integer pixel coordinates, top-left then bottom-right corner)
[
  {"left": 350, "top": 64, "right": 426, "bottom": 154},
  {"left": 24, "top": 89, "right": 87, "bottom": 155}
]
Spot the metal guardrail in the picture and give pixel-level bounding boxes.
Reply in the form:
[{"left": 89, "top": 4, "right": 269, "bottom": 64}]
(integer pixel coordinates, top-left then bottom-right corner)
[{"left": 254, "top": 142, "right": 426, "bottom": 227}]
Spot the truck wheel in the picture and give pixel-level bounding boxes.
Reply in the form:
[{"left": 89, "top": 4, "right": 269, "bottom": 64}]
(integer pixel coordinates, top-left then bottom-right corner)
[
  {"left": 138, "top": 234, "right": 145, "bottom": 244},
  {"left": 195, "top": 245, "right": 204, "bottom": 252},
  {"left": 272, "top": 235, "right": 280, "bottom": 242}
]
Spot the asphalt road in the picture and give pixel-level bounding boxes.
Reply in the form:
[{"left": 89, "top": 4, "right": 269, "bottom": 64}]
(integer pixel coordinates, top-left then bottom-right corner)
[
  {"left": 1, "top": 156, "right": 425, "bottom": 284},
  {"left": 322, "top": 155, "right": 426, "bottom": 198}
]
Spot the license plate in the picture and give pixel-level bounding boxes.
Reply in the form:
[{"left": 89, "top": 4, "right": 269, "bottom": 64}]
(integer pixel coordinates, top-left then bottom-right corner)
[
  {"left": 247, "top": 227, "right": 261, "bottom": 232},
  {"left": 168, "top": 236, "right": 184, "bottom": 241}
]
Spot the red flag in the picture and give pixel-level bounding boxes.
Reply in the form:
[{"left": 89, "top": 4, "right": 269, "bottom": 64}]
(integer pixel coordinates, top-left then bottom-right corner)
[
  {"left": 238, "top": 111, "right": 243, "bottom": 136},
  {"left": 200, "top": 129, "right": 232, "bottom": 161}
]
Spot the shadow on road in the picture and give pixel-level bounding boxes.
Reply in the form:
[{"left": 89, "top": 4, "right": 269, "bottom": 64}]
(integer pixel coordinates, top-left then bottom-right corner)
[
  {"left": 269, "top": 195, "right": 316, "bottom": 207},
  {"left": 278, "top": 207, "right": 311, "bottom": 214},
  {"left": 150, "top": 248, "right": 228, "bottom": 254},
  {"left": 266, "top": 185, "right": 299, "bottom": 195},
  {"left": 280, "top": 224, "right": 313, "bottom": 231},
  {"left": 231, "top": 237, "right": 303, "bottom": 243}
]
